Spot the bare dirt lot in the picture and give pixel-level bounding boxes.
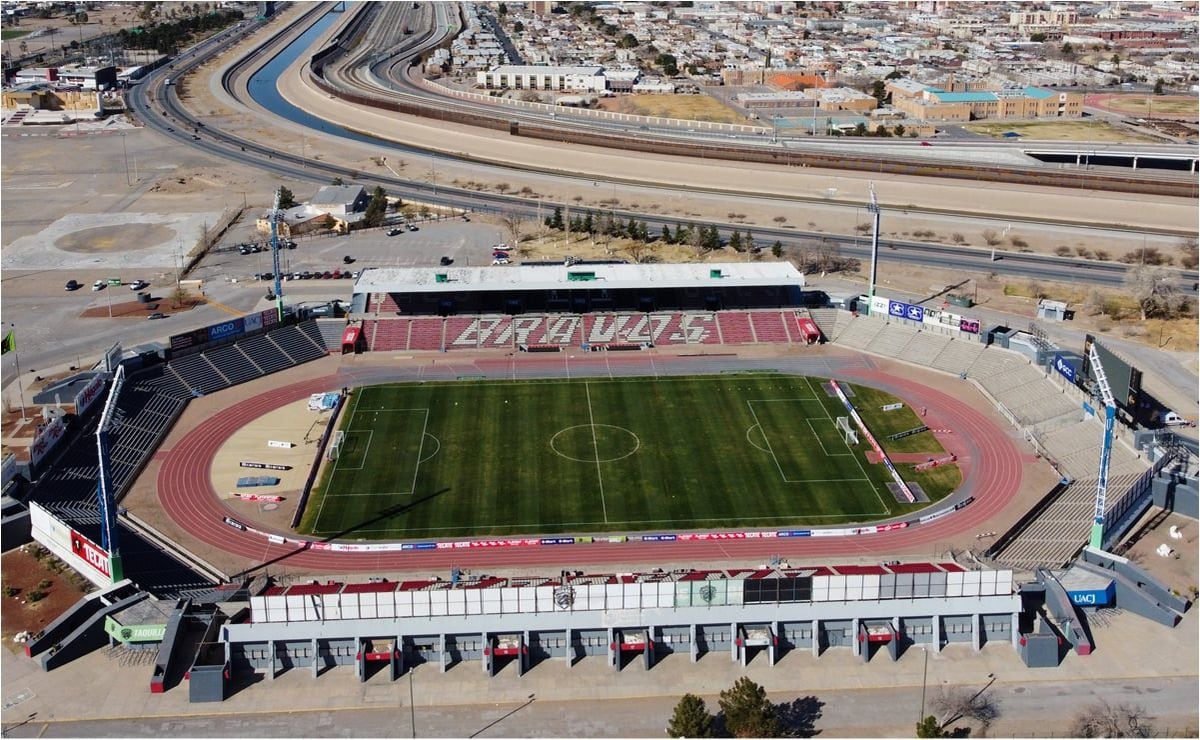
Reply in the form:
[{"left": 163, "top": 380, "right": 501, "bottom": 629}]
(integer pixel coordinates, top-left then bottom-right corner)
[
  {"left": 1, "top": 546, "right": 94, "bottom": 647},
  {"left": 964, "top": 119, "right": 1160, "bottom": 142},
  {"left": 596, "top": 93, "right": 751, "bottom": 125}
]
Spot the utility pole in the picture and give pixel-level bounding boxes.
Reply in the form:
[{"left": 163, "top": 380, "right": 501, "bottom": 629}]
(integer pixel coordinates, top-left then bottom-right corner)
[{"left": 866, "top": 183, "right": 881, "bottom": 309}]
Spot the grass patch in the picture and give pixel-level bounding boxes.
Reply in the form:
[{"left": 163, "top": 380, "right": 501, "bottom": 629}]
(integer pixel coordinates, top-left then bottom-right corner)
[
  {"left": 1, "top": 29, "right": 31, "bottom": 40},
  {"left": 845, "top": 384, "right": 944, "bottom": 454},
  {"left": 1099, "top": 95, "right": 1198, "bottom": 116},
  {"left": 301, "top": 375, "right": 957, "bottom": 539}
]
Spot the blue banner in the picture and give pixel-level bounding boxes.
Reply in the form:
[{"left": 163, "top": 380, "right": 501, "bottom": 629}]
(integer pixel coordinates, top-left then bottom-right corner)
[
  {"left": 888, "top": 300, "right": 925, "bottom": 323},
  {"left": 208, "top": 318, "right": 245, "bottom": 342},
  {"left": 776, "top": 530, "right": 812, "bottom": 538},
  {"left": 540, "top": 537, "right": 575, "bottom": 545},
  {"left": 1053, "top": 354, "right": 1077, "bottom": 383},
  {"left": 641, "top": 534, "right": 677, "bottom": 542}
]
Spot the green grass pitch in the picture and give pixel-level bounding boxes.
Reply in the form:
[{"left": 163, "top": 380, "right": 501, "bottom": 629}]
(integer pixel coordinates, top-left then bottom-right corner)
[{"left": 300, "top": 374, "right": 959, "bottom": 539}]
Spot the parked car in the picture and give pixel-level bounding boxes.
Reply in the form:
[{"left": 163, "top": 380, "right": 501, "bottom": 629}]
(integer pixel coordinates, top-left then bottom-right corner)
[
  {"left": 322, "top": 271, "right": 333, "bottom": 279},
  {"left": 387, "top": 228, "right": 403, "bottom": 236},
  {"left": 439, "top": 256, "right": 453, "bottom": 266},
  {"left": 492, "top": 257, "right": 510, "bottom": 265},
  {"left": 65, "top": 280, "right": 81, "bottom": 291},
  {"left": 332, "top": 270, "right": 343, "bottom": 279},
  {"left": 91, "top": 280, "right": 106, "bottom": 291},
  {"left": 406, "top": 224, "right": 419, "bottom": 232},
  {"left": 343, "top": 255, "right": 355, "bottom": 264},
  {"left": 147, "top": 312, "right": 167, "bottom": 320},
  {"left": 129, "top": 279, "right": 149, "bottom": 291},
  {"left": 492, "top": 250, "right": 509, "bottom": 258},
  {"left": 462, "top": 215, "right": 470, "bottom": 222}
]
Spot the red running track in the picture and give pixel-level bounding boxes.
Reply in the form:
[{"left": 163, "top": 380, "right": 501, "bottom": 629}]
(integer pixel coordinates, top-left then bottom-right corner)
[{"left": 156, "top": 365, "right": 1024, "bottom": 575}]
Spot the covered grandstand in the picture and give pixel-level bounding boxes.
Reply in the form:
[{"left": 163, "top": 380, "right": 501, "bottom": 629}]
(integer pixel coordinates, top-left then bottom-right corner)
[{"left": 351, "top": 262, "right": 810, "bottom": 316}]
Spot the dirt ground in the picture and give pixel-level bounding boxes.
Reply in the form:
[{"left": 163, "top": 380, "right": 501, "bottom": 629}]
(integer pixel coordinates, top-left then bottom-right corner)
[
  {"left": 0, "top": 546, "right": 94, "bottom": 648},
  {"left": 596, "top": 93, "right": 751, "bottom": 125},
  {"left": 963, "top": 120, "right": 1160, "bottom": 143},
  {"left": 1119, "top": 510, "right": 1199, "bottom": 601},
  {"left": 1088, "top": 94, "right": 1199, "bottom": 120}
]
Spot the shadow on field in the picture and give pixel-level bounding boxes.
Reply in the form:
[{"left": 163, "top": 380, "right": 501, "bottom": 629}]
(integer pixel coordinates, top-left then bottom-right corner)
[{"left": 234, "top": 488, "right": 451, "bottom": 578}]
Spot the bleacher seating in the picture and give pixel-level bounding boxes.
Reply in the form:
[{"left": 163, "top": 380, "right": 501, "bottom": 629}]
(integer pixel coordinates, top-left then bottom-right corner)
[
  {"left": 716, "top": 312, "right": 755, "bottom": 345},
  {"left": 443, "top": 317, "right": 478, "bottom": 350},
  {"left": 236, "top": 334, "right": 293, "bottom": 374},
  {"left": 749, "top": 311, "right": 789, "bottom": 343},
  {"left": 897, "top": 331, "right": 951, "bottom": 366},
  {"left": 928, "top": 339, "right": 985, "bottom": 375},
  {"left": 169, "top": 353, "right": 228, "bottom": 396},
  {"left": 408, "top": 318, "right": 444, "bottom": 350},
  {"left": 267, "top": 325, "right": 326, "bottom": 365},
  {"left": 865, "top": 323, "right": 918, "bottom": 357},
  {"left": 371, "top": 318, "right": 411, "bottom": 351},
  {"left": 313, "top": 320, "right": 344, "bottom": 351},
  {"left": 807, "top": 308, "right": 841, "bottom": 341},
  {"left": 203, "top": 344, "right": 262, "bottom": 386},
  {"left": 834, "top": 314, "right": 887, "bottom": 350}
]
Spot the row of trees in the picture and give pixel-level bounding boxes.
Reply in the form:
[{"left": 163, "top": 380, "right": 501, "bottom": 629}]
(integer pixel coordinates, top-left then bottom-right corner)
[
  {"left": 667, "top": 677, "right": 822, "bottom": 738},
  {"left": 115, "top": 7, "right": 243, "bottom": 54},
  {"left": 543, "top": 207, "right": 789, "bottom": 258}
]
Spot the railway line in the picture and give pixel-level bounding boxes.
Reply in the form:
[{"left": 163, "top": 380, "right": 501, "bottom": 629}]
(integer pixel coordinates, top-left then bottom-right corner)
[
  {"left": 312, "top": 2, "right": 1197, "bottom": 199},
  {"left": 128, "top": 3, "right": 1197, "bottom": 294}
]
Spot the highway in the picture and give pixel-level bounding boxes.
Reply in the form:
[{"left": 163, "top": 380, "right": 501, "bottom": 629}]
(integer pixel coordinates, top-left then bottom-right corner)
[{"left": 125, "top": 4, "right": 1197, "bottom": 294}]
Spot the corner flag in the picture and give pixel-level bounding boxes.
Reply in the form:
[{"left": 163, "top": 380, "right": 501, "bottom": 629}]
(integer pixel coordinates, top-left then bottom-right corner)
[{"left": 0, "top": 331, "right": 13, "bottom": 355}]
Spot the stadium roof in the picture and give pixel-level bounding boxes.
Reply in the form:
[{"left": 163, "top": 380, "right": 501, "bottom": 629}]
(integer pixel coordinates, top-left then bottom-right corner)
[{"left": 353, "top": 262, "right": 805, "bottom": 295}]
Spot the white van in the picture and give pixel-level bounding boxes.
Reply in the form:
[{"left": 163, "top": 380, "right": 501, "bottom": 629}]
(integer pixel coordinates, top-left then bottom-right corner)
[{"left": 1160, "top": 411, "right": 1192, "bottom": 427}]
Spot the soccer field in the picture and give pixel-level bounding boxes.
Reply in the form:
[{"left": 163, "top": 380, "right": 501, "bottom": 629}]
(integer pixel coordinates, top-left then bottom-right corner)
[{"left": 300, "top": 375, "right": 958, "bottom": 539}]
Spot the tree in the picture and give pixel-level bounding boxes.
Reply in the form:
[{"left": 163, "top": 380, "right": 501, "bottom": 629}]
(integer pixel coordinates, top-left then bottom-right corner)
[
  {"left": 981, "top": 228, "right": 1001, "bottom": 247},
  {"left": 718, "top": 677, "right": 780, "bottom": 738},
  {"left": 277, "top": 185, "right": 295, "bottom": 209},
  {"left": 617, "top": 33, "right": 639, "bottom": 49},
  {"left": 673, "top": 223, "right": 689, "bottom": 245},
  {"left": 916, "top": 715, "right": 947, "bottom": 738},
  {"left": 1070, "top": 700, "right": 1155, "bottom": 738},
  {"left": 170, "top": 285, "right": 191, "bottom": 309},
  {"left": 1178, "top": 237, "right": 1198, "bottom": 269},
  {"left": 1030, "top": 32, "right": 1046, "bottom": 42},
  {"left": 771, "top": 240, "right": 783, "bottom": 258},
  {"left": 1125, "top": 264, "right": 1190, "bottom": 320},
  {"left": 870, "top": 79, "right": 887, "bottom": 105},
  {"left": 667, "top": 694, "right": 714, "bottom": 738},
  {"left": 853, "top": 122, "right": 867, "bottom": 136},
  {"left": 874, "top": 124, "right": 891, "bottom": 137},
  {"left": 661, "top": 225, "right": 673, "bottom": 244},
  {"left": 551, "top": 206, "right": 564, "bottom": 230},
  {"left": 893, "top": 124, "right": 906, "bottom": 137},
  {"left": 656, "top": 52, "right": 678, "bottom": 76},
  {"left": 1111, "top": 53, "right": 1121, "bottom": 69},
  {"left": 583, "top": 212, "right": 594, "bottom": 235},
  {"left": 496, "top": 2, "right": 507, "bottom": 16},
  {"left": 1061, "top": 41, "right": 1074, "bottom": 57},
  {"left": 500, "top": 211, "right": 527, "bottom": 246},
  {"left": 744, "top": 230, "right": 755, "bottom": 252},
  {"left": 330, "top": 176, "right": 344, "bottom": 186},
  {"left": 512, "top": 20, "right": 524, "bottom": 33},
  {"left": 362, "top": 185, "right": 388, "bottom": 228},
  {"left": 931, "top": 684, "right": 1001, "bottom": 736},
  {"left": 729, "top": 230, "right": 743, "bottom": 252},
  {"left": 1153, "top": 77, "right": 1165, "bottom": 95}
]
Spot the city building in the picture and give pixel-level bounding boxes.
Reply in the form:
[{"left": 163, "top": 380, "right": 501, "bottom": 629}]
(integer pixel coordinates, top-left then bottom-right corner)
[{"left": 476, "top": 65, "right": 608, "bottom": 93}]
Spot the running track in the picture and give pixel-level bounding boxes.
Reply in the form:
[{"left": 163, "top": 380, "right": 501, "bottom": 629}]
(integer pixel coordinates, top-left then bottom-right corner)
[{"left": 156, "top": 354, "right": 1025, "bottom": 575}]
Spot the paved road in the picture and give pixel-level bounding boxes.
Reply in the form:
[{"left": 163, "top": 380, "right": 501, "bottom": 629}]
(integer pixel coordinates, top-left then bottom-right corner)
[{"left": 3, "top": 676, "right": 1195, "bottom": 738}]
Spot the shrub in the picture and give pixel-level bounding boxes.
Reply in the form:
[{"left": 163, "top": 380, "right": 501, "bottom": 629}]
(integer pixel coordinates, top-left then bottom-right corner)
[
  {"left": 4, "top": 586, "right": 20, "bottom": 598},
  {"left": 951, "top": 233, "right": 966, "bottom": 244},
  {"left": 37, "top": 579, "right": 52, "bottom": 590},
  {"left": 1054, "top": 246, "right": 1073, "bottom": 256},
  {"left": 27, "top": 590, "right": 46, "bottom": 603}
]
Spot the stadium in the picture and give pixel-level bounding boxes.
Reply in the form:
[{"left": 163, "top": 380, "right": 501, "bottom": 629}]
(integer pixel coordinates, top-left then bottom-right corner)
[{"left": 10, "top": 261, "right": 1193, "bottom": 702}]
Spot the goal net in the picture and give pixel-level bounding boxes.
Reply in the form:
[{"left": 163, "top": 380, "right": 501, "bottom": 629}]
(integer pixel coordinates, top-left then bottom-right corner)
[
  {"left": 327, "top": 430, "right": 345, "bottom": 461},
  {"left": 836, "top": 416, "right": 858, "bottom": 445}
]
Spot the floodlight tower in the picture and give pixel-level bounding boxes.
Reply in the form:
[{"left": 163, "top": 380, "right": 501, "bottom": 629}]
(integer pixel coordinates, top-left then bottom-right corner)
[
  {"left": 269, "top": 187, "right": 285, "bottom": 322},
  {"left": 866, "top": 183, "right": 881, "bottom": 307},
  {"left": 95, "top": 364, "right": 125, "bottom": 582},
  {"left": 1087, "top": 343, "right": 1117, "bottom": 549}
]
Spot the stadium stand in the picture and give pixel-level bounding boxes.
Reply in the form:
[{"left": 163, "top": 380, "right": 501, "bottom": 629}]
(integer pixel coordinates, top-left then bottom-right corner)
[
  {"left": 235, "top": 334, "right": 292, "bottom": 374},
  {"left": 928, "top": 339, "right": 986, "bottom": 375},
  {"left": 833, "top": 314, "right": 887, "bottom": 350},
  {"left": 169, "top": 353, "right": 229, "bottom": 396},
  {"left": 408, "top": 317, "right": 445, "bottom": 350},
  {"left": 314, "top": 319, "right": 345, "bottom": 351},
  {"left": 267, "top": 324, "right": 326, "bottom": 364},
  {"left": 443, "top": 317, "right": 478, "bottom": 350},
  {"left": 749, "top": 311, "right": 790, "bottom": 344},
  {"left": 371, "top": 318, "right": 411, "bottom": 351},
  {"left": 865, "top": 322, "right": 918, "bottom": 357},
  {"left": 716, "top": 311, "right": 755, "bottom": 344},
  {"left": 203, "top": 344, "right": 261, "bottom": 386},
  {"left": 806, "top": 308, "right": 840, "bottom": 341},
  {"left": 897, "top": 331, "right": 951, "bottom": 366}
]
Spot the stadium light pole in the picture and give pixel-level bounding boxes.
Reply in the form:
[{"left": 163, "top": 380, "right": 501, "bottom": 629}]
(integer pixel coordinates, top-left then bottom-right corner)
[
  {"left": 866, "top": 183, "right": 881, "bottom": 311},
  {"left": 917, "top": 645, "right": 929, "bottom": 725}
]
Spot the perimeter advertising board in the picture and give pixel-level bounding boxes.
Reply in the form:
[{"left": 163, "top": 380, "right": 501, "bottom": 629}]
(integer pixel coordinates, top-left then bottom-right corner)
[
  {"left": 28, "top": 502, "right": 113, "bottom": 589},
  {"left": 29, "top": 416, "right": 67, "bottom": 467},
  {"left": 73, "top": 375, "right": 106, "bottom": 418}
]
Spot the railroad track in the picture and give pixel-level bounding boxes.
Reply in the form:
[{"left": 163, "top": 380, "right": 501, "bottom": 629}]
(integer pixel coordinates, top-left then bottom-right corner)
[
  {"left": 130, "top": 4, "right": 1198, "bottom": 294},
  {"left": 312, "top": 2, "right": 1197, "bottom": 199}
]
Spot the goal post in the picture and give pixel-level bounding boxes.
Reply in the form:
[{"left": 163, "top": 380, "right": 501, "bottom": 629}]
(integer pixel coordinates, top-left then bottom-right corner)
[
  {"left": 327, "top": 430, "right": 345, "bottom": 461},
  {"left": 836, "top": 416, "right": 858, "bottom": 445}
]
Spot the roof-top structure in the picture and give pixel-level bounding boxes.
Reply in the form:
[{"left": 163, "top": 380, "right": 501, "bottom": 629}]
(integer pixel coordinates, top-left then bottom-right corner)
[{"left": 353, "top": 262, "right": 805, "bottom": 296}]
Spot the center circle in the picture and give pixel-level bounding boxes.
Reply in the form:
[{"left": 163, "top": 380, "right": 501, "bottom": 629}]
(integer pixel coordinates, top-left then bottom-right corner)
[{"left": 550, "top": 424, "right": 640, "bottom": 463}]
